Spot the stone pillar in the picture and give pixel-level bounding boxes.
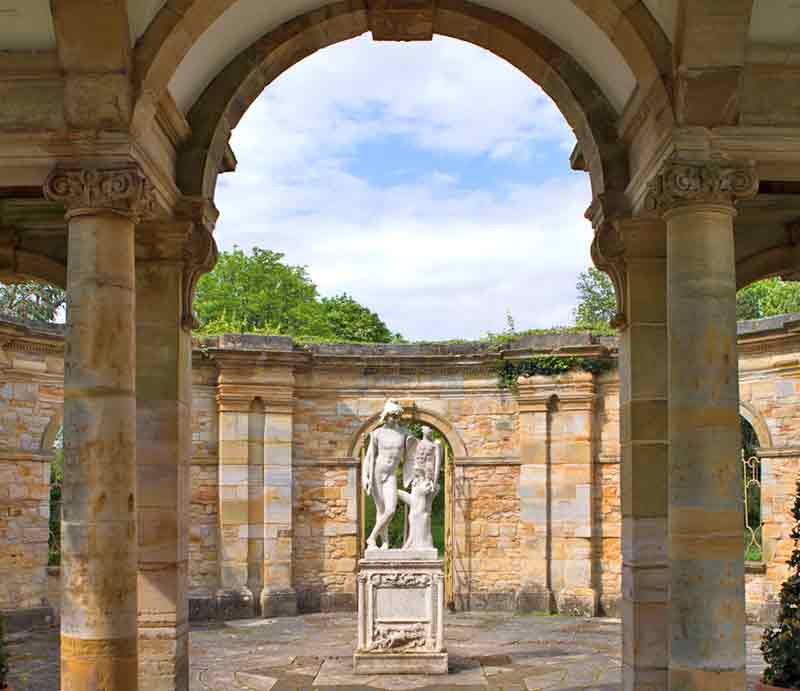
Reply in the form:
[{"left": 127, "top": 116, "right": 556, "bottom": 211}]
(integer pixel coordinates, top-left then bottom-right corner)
[
  {"left": 44, "top": 166, "right": 152, "bottom": 690},
  {"left": 517, "top": 384, "right": 553, "bottom": 612},
  {"left": 134, "top": 222, "right": 197, "bottom": 690},
  {"left": 516, "top": 373, "right": 596, "bottom": 616},
  {"left": 597, "top": 218, "right": 669, "bottom": 690},
  {"left": 649, "top": 159, "right": 758, "bottom": 690},
  {"left": 549, "top": 374, "right": 596, "bottom": 617},
  {"left": 216, "top": 385, "right": 256, "bottom": 619},
  {"left": 260, "top": 377, "right": 297, "bottom": 616}
]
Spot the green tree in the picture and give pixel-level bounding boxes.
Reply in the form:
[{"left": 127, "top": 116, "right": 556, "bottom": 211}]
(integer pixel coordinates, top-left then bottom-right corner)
[
  {"left": 737, "top": 277, "right": 800, "bottom": 320},
  {"left": 760, "top": 473, "right": 800, "bottom": 688},
  {"left": 194, "top": 246, "right": 397, "bottom": 342},
  {"left": 0, "top": 281, "right": 65, "bottom": 322},
  {"left": 573, "top": 267, "right": 616, "bottom": 327},
  {"left": 320, "top": 294, "right": 396, "bottom": 343}
]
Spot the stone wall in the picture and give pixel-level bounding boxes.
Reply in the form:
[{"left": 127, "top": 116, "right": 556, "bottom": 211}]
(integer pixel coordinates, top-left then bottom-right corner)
[
  {"left": 2, "top": 316, "right": 800, "bottom": 624},
  {"left": 0, "top": 318, "right": 63, "bottom": 625}
]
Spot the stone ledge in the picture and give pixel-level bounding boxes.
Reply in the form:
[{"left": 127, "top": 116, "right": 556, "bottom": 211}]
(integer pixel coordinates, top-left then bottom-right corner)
[
  {"left": 1, "top": 606, "right": 55, "bottom": 633},
  {"left": 353, "top": 650, "right": 448, "bottom": 674}
]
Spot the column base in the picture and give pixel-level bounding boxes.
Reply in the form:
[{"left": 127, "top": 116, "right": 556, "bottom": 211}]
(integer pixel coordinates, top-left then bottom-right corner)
[
  {"left": 354, "top": 651, "right": 448, "bottom": 675},
  {"left": 215, "top": 588, "right": 255, "bottom": 620},
  {"left": 260, "top": 589, "right": 298, "bottom": 617},
  {"left": 518, "top": 587, "right": 555, "bottom": 613},
  {"left": 555, "top": 587, "right": 597, "bottom": 617}
]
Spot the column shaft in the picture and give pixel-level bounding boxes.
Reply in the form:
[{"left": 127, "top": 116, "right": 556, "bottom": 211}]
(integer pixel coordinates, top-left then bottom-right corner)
[
  {"left": 666, "top": 203, "right": 745, "bottom": 689},
  {"left": 60, "top": 210, "right": 138, "bottom": 690},
  {"left": 260, "top": 404, "right": 297, "bottom": 616},
  {"left": 616, "top": 219, "right": 669, "bottom": 691},
  {"left": 517, "top": 395, "right": 553, "bottom": 612},
  {"left": 136, "top": 249, "right": 191, "bottom": 690}
]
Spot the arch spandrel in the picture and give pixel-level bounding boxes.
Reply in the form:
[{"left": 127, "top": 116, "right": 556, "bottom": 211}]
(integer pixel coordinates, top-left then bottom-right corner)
[
  {"left": 347, "top": 406, "right": 468, "bottom": 459},
  {"left": 173, "top": 0, "right": 630, "bottom": 206}
]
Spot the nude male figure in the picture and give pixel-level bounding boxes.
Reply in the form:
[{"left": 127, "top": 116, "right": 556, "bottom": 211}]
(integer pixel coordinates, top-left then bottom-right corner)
[{"left": 362, "top": 400, "right": 415, "bottom": 550}]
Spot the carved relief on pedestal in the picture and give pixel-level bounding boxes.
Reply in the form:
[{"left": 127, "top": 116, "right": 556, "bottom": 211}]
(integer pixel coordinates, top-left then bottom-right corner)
[
  {"left": 44, "top": 165, "right": 157, "bottom": 220},
  {"left": 369, "top": 623, "right": 427, "bottom": 651},
  {"left": 644, "top": 157, "right": 759, "bottom": 215}
]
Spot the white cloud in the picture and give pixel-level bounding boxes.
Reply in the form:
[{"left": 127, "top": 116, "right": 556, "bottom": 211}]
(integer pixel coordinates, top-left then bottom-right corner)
[{"left": 214, "top": 35, "right": 594, "bottom": 341}]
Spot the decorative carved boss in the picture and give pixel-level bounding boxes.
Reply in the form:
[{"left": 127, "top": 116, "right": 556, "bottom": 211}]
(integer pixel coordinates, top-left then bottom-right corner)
[{"left": 368, "top": 0, "right": 435, "bottom": 41}]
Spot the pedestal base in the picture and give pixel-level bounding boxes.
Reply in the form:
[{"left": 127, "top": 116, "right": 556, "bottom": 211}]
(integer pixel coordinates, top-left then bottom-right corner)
[
  {"left": 355, "top": 551, "right": 447, "bottom": 675},
  {"left": 260, "top": 589, "right": 298, "bottom": 617},
  {"left": 353, "top": 650, "right": 449, "bottom": 674}
]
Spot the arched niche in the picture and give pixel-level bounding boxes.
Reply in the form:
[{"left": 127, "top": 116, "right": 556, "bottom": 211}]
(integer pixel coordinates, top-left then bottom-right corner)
[
  {"left": 740, "top": 400, "right": 773, "bottom": 450},
  {"left": 347, "top": 405, "right": 467, "bottom": 460}
]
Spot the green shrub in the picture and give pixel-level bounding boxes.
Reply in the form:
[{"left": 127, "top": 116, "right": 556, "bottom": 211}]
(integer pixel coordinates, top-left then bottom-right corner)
[
  {"left": 761, "top": 475, "right": 800, "bottom": 689},
  {"left": 0, "top": 613, "right": 8, "bottom": 689}
]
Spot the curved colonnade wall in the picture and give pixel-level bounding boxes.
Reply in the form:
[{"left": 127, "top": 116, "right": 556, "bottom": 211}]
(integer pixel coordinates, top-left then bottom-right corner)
[{"left": 1, "top": 315, "right": 798, "bottom": 627}]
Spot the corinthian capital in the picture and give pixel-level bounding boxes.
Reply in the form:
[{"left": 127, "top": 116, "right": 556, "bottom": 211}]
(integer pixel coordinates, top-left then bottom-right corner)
[
  {"left": 645, "top": 158, "right": 758, "bottom": 215},
  {"left": 44, "top": 165, "right": 156, "bottom": 220}
]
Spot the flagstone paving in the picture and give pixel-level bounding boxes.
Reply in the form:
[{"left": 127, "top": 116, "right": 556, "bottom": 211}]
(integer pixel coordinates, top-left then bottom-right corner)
[{"left": 6, "top": 611, "right": 768, "bottom": 690}]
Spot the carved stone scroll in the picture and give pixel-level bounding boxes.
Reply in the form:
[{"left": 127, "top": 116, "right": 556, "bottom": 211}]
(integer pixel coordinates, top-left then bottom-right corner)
[
  {"left": 44, "top": 165, "right": 157, "bottom": 221},
  {"left": 645, "top": 157, "right": 758, "bottom": 214}
]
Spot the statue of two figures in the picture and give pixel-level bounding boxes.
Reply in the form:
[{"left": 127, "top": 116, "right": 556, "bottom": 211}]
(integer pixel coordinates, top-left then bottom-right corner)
[{"left": 362, "top": 400, "right": 443, "bottom": 552}]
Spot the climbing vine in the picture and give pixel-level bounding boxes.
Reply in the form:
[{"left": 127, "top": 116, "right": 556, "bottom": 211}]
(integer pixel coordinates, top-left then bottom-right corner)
[{"left": 493, "top": 356, "right": 614, "bottom": 392}]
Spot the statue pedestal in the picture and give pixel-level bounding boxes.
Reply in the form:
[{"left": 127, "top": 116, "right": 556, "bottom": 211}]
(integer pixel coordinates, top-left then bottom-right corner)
[{"left": 354, "top": 550, "right": 448, "bottom": 674}]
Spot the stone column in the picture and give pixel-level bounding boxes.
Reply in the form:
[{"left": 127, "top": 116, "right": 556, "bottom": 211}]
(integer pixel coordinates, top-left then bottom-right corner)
[
  {"left": 596, "top": 218, "right": 669, "bottom": 690},
  {"left": 649, "top": 159, "right": 758, "bottom": 690},
  {"left": 517, "top": 382, "right": 553, "bottom": 612},
  {"left": 44, "top": 166, "right": 152, "bottom": 690},
  {"left": 260, "top": 375, "right": 297, "bottom": 616},
  {"left": 216, "top": 384, "right": 256, "bottom": 619},
  {"left": 135, "top": 221, "right": 203, "bottom": 690},
  {"left": 549, "top": 374, "right": 596, "bottom": 617}
]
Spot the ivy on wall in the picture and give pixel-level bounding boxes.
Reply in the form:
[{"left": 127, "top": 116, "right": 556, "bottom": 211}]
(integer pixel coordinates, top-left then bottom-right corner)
[{"left": 493, "top": 356, "right": 615, "bottom": 392}]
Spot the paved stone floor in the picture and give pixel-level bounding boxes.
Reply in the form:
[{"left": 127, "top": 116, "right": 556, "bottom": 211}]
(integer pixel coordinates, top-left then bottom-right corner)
[{"left": 7, "top": 612, "right": 767, "bottom": 690}]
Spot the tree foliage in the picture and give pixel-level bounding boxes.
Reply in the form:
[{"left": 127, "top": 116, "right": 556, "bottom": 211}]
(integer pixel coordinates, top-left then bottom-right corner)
[
  {"left": 0, "top": 281, "right": 65, "bottom": 322},
  {"left": 573, "top": 268, "right": 617, "bottom": 328},
  {"left": 761, "top": 474, "right": 800, "bottom": 689},
  {"left": 194, "top": 247, "right": 398, "bottom": 343},
  {"left": 737, "top": 278, "right": 800, "bottom": 321}
]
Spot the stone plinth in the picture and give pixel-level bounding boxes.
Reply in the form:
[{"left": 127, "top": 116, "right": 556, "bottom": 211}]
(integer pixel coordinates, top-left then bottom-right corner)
[{"left": 354, "top": 551, "right": 447, "bottom": 674}]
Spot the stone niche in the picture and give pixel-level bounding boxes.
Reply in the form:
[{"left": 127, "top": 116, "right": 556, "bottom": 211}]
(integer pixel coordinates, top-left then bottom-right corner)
[{"left": 354, "top": 551, "right": 448, "bottom": 674}]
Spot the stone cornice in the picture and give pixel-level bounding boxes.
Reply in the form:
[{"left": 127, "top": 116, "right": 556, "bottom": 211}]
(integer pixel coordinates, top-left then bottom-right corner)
[
  {"left": 644, "top": 157, "right": 759, "bottom": 216},
  {"left": 43, "top": 164, "right": 157, "bottom": 221}
]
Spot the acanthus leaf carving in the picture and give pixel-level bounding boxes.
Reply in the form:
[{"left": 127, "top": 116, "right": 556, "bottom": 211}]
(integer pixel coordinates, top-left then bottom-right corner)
[
  {"left": 44, "top": 165, "right": 157, "bottom": 221},
  {"left": 645, "top": 157, "right": 758, "bottom": 215}
]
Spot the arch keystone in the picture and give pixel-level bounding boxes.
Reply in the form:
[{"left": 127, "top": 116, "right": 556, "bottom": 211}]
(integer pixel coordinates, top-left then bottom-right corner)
[{"left": 368, "top": 0, "right": 434, "bottom": 41}]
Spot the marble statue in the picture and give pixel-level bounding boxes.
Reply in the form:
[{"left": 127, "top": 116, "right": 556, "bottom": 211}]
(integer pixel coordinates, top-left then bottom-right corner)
[
  {"left": 399, "top": 426, "right": 442, "bottom": 551},
  {"left": 362, "top": 401, "right": 442, "bottom": 552},
  {"left": 356, "top": 401, "right": 448, "bottom": 674}
]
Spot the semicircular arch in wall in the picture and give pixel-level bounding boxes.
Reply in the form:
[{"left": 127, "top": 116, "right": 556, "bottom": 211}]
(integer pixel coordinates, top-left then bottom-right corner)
[
  {"left": 740, "top": 400, "right": 773, "bottom": 449},
  {"left": 347, "top": 405, "right": 468, "bottom": 459},
  {"left": 173, "top": 0, "right": 632, "bottom": 209}
]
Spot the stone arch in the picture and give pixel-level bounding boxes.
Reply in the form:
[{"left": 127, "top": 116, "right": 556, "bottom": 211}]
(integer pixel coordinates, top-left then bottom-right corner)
[
  {"left": 133, "top": 0, "right": 669, "bottom": 137},
  {"left": 40, "top": 410, "right": 63, "bottom": 451},
  {"left": 171, "top": 0, "right": 632, "bottom": 207},
  {"left": 347, "top": 405, "right": 467, "bottom": 459},
  {"left": 740, "top": 400, "right": 772, "bottom": 449}
]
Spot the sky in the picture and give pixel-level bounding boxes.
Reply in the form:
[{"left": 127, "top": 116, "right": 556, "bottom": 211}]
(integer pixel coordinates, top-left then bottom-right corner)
[{"left": 214, "top": 34, "right": 594, "bottom": 342}]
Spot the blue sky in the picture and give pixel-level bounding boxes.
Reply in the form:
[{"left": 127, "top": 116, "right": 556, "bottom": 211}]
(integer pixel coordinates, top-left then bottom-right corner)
[{"left": 215, "top": 35, "right": 594, "bottom": 341}]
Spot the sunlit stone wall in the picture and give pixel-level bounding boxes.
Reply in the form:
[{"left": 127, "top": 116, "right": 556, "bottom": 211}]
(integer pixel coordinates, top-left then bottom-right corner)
[{"left": 2, "top": 316, "right": 799, "bottom": 624}]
